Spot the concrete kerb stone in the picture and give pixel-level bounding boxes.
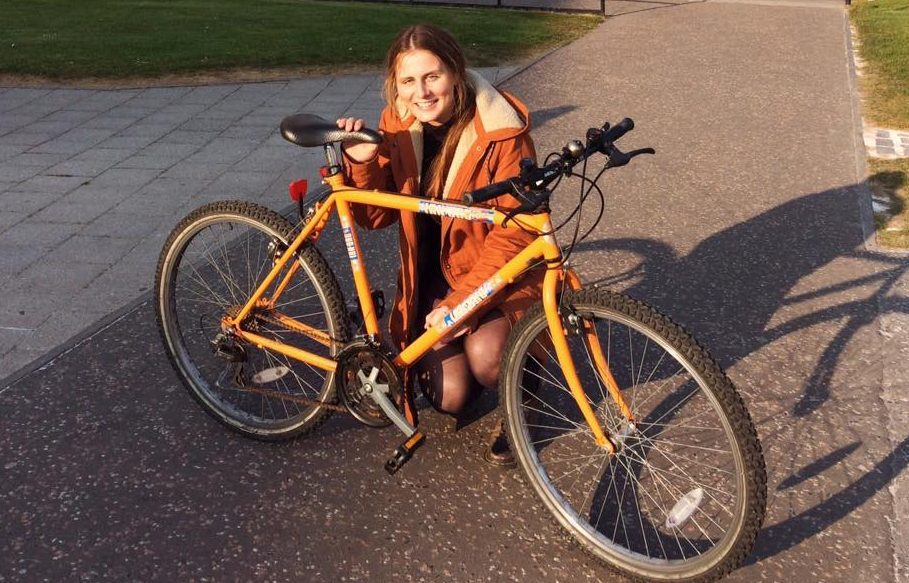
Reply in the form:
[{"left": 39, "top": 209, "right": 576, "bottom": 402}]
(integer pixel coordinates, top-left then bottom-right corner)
[
  {"left": 844, "top": 12, "right": 909, "bottom": 256},
  {"left": 864, "top": 127, "right": 909, "bottom": 159},
  {"left": 0, "top": 296, "right": 152, "bottom": 393}
]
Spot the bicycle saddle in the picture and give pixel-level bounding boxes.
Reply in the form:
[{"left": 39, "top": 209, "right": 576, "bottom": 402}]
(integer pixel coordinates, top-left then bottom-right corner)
[{"left": 280, "top": 114, "right": 382, "bottom": 147}]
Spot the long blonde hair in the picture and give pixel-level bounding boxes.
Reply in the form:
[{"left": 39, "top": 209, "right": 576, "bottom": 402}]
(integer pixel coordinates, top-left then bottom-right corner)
[{"left": 383, "top": 24, "right": 476, "bottom": 198}]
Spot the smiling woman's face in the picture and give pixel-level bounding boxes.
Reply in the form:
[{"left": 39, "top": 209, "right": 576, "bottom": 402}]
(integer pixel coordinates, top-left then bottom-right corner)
[{"left": 395, "top": 49, "right": 455, "bottom": 126}]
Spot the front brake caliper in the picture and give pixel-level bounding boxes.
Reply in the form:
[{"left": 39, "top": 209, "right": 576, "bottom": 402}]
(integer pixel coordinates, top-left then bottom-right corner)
[{"left": 563, "top": 308, "right": 584, "bottom": 337}]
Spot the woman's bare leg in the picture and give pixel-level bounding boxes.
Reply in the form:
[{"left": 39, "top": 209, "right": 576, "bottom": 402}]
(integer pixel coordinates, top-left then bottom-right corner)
[
  {"left": 415, "top": 310, "right": 510, "bottom": 415},
  {"left": 463, "top": 313, "right": 511, "bottom": 390},
  {"left": 415, "top": 338, "right": 476, "bottom": 415}
]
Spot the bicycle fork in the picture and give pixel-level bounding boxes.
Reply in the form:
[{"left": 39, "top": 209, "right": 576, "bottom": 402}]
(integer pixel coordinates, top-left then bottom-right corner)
[{"left": 545, "top": 269, "right": 635, "bottom": 455}]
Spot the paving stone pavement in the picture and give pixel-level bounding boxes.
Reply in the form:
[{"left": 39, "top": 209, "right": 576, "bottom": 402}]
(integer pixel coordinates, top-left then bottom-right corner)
[
  {"left": 0, "top": 67, "right": 516, "bottom": 382},
  {"left": 864, "top": 127, "right": 909, "bottom": 159}
]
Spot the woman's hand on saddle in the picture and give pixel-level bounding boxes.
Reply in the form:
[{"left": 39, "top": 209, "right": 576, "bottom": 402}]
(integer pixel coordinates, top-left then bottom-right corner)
[{"left": 337, "top": 117, "right": 379, "bottom": 163}]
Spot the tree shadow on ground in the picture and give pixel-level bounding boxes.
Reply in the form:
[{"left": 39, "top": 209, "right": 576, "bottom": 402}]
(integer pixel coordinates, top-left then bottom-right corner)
[
  {"left": 578, "top": 183, "right": 907, "bottom": 417},
  {"left": 573, "top": 182, "right": 909, "bottom": 562}
]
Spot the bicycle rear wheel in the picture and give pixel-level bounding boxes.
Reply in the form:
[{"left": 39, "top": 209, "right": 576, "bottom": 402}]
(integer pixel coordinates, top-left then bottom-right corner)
[
  {"left": 500, "top": 288, "right": 766, "bottom": 582},
  {"left": 155, "top": 201, "right": 348, "bottom": 440}
]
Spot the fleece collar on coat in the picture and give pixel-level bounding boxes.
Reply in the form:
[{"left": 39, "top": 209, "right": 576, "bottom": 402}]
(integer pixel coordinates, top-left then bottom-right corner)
[{"left": 393, "top": 70, "right": 529, "bottom": 198}]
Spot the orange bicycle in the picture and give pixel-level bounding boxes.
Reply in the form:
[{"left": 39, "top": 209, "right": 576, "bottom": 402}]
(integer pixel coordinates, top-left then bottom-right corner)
[{"left": 155, "top": 114, "right": 766, "bottom": 582}]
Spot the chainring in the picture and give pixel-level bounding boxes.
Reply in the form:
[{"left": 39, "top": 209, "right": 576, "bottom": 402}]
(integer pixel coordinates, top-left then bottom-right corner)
[{"left": 335, "top": 341, "right": 403, "bottom": 427}]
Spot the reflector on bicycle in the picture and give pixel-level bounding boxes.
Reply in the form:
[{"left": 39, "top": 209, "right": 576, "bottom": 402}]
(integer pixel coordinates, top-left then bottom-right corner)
[
  {"left": 289, "top": 179, "right": 308, "bottom": 202},
  {"left": 251, "top": 366, "right": 292, "bottom": 384},
  {"left": 665, "top": 487, "right": 705, "bottom": 529}
]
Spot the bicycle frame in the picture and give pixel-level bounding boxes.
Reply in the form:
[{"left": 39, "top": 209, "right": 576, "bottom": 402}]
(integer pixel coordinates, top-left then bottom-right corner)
[{"left": 222, "top": 170, "right": 633, "bottom": 452}]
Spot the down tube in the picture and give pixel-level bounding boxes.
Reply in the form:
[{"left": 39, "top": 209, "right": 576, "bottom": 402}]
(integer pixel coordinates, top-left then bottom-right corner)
[{"left": 394, "top": 238, "right": 550, "bottom": 368}]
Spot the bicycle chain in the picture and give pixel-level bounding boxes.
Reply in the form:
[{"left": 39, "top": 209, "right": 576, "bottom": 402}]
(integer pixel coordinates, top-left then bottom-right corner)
[{"left": 236, "top": 383, "right": 350, "bottom": 413}]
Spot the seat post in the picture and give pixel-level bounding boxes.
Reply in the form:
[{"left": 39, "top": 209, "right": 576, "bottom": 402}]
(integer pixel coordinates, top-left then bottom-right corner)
[{"left": 323, "top": 143, "right": 340, "bottom": 167}]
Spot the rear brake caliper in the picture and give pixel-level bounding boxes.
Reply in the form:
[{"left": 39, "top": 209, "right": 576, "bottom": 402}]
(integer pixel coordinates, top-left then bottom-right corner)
[{"left": 266, "top": 238, "right": 288, "bottom": 264}]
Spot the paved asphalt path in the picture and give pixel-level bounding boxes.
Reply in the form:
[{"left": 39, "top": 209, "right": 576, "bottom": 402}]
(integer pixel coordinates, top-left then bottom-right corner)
[{"left": 3, "top": 1, "right": 909, "bottom": 581}]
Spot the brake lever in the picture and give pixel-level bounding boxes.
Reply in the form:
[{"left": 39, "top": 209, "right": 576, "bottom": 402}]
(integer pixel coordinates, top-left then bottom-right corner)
[
  {"left": 604, "top": 146, "right": 655, "bottom": 169},
  {"left": 628, "top": 147, "right": 656, "bottom": 157}
]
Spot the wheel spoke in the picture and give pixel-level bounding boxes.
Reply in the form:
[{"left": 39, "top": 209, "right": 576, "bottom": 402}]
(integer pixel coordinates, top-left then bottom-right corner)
[
  {"left": 157, "top": 204, "right": 342, "bottom": 440},
  {"left": 504, "top": 291, "right": 764, "bottom": 578}
]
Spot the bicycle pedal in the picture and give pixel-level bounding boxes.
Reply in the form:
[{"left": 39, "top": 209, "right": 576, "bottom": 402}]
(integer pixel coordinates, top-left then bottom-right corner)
[{"left": 384, "top": 431, "right": 425, "bottom": 475}]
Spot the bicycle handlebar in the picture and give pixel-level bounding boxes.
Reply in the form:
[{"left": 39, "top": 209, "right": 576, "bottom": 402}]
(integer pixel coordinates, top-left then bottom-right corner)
[
  {"left": 462, "top": 179, "right": 517, "bottom": 205},
  {"left": 600, "top": 117, "right": 634, "bottom": 145},
  {"left": 461, "top": 117, "right": 653, "bottom": 207}
]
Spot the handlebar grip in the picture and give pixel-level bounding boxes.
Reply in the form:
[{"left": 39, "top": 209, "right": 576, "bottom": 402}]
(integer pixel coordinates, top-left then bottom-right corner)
[
  {"left": 601, "top": 118, "right": 634, "bottom": 144},
  {"left": 462, "top": 179, "right": 515, "bottom": 205}
]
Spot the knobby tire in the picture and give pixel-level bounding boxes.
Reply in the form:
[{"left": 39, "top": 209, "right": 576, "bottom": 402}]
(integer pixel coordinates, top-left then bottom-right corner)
[
  {"left": 155, "top": 201, "right": 349, "bottom": 440},
  {"left": 500, "top": 288, "right": 766, "bottom": 582}
]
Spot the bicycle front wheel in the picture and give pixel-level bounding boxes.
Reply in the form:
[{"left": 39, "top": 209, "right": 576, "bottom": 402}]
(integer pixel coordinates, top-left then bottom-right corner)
[
  {"left": 500, "top": 288, "right": 766, "bottom": 582},
  {"left": 155, "top": 201, "right": 348, "bottom": 440}
]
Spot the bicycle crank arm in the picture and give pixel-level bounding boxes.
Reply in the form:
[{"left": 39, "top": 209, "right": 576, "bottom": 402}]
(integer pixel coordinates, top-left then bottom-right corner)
[
  {"left": 361, "top": 385, "right": 425, "bottom": 474},
  {"left": 365, "top": 383, "right": 417, "bottom": 437}
]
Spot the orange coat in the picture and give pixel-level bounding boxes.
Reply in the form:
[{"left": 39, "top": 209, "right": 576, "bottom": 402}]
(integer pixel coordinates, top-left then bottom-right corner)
[{"left": 343, "top": 71, "right": 544, "bottom": 349}]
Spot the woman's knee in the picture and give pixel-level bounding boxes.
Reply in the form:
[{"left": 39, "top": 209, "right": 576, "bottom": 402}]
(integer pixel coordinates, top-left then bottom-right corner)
[
  {"left": 464, "top": 340, "right": 505, "bottom": 389},
  {"left": 464, "top": 315, "right": 510, "bottom": 389}
]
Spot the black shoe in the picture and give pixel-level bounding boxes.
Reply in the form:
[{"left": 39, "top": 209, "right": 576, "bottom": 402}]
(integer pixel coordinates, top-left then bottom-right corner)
[{"left": 483, "top": 419, "right": 516, "bottom": 468}]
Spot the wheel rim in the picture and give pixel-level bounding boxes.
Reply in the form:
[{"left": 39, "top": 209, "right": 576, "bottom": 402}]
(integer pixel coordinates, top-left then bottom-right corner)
[
  {"left": 507, "top": 301, "right": 748, "bottom": 578},
  {"left": 159, "top": 213, "right": 339, "bottom": 435}
]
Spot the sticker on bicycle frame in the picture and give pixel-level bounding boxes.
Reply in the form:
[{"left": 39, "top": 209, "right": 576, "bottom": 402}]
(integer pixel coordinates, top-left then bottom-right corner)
[
  {"left": 439, "top": 275, "right": 504, "bottom": 329},
  {"left": 418, "top": 200, "right": 495, "bottom": 224},
  {"left": 342, "top": 226, "right": 358, "bottom": 262}
]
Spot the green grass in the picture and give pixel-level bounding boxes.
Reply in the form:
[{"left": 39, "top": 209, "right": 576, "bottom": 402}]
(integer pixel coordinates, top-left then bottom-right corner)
[
  {"left": 851, "top": 0, "right": 909, "bottom": 129},
  {"left": 851, "top": 0, "right": 909, "bottom": 247},
  {"left": 0, "top": 0, "right": 601, "bottom": 80},
  {"left": 870, "top": 158, "right": 909, "bottom": 247}
]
